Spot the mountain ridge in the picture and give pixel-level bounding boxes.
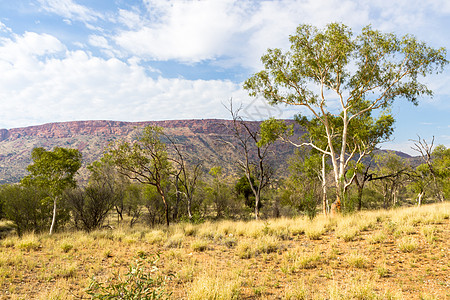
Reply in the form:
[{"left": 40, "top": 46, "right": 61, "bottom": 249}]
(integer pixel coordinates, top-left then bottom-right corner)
[
  {"left": 0, "top": 119, "right": 413, "bottom": 184},
  {"left": 0, "top": 119, "right": 297, "bottom": 184}
]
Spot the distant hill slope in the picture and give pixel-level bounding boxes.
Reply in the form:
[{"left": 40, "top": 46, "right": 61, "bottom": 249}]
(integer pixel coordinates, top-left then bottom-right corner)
[
  {"left": 0, "top": 119, "right": 300, "bottom": 184},
  {"left": 0, "top": 119, "right": 416, "bottom": 184}
]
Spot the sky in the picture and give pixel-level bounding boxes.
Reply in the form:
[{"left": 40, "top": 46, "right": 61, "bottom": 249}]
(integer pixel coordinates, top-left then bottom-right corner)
[{"left": 0, "top": 0, "right": 449, "bottom": 155}]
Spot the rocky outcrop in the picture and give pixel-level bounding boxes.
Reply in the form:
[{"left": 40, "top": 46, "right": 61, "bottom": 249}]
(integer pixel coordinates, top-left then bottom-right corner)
[
  {"left": 0, "top": 119, "right": 288, "bottom": 184},
  {"left": 0, "top": 119, "right": 239, "bottom": 142}
]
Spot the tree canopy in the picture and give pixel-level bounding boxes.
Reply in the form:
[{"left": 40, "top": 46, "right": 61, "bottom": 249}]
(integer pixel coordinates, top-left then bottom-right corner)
[
  {"left": 22, "top": 147, "right": 82, "bottom": 234},
  {"left": 245, "top": 23, "right": 448, "bottom": 208}
]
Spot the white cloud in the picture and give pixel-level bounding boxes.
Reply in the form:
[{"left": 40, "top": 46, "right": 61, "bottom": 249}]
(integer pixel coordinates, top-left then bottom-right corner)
[
  {"left": 111, "top": 0, "right": 372, "bottom": 69},
  {"left": 0, "top": 32, "right": 65, "bottom": 65},
  {"left": 0, "top": 32, "right": 247, "bottom": 128},
  {"left": 38, "top": 0, "right": 103, "bottom": 23},
  {"left": 0, "top": 21, "right": 12, "bottom": 33}
]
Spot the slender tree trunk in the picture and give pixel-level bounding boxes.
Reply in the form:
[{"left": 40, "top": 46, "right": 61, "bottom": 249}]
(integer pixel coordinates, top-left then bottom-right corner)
[
  {"left": 173, "top": 176, "right": 180, "bottom": 221},
  {"left": 156, "top": 184, "right": 170, "bottom": 227},
  {"left": 321, "top": 153, "right": 328, "bottom": 216},
  {"left": 187, "top": 197, "right": 193, "bottom": 220},
  {"left": 354, "top": 175, "right": 364, "bottom": 211},
  {"left": 49, "top": 196, "right": 57, "bottom": 235},
  {"left": 417, "top": 191, "right": 424, "bottom": 207},
  {"left": 162, "top": 194, "right": 169, "bottom": 227},
  {"left": 255, "top": 192, "right": 260, "bottom": 220}
]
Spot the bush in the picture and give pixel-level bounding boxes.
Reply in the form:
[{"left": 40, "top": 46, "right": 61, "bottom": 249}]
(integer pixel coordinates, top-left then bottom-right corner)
[
  {"left": 64, "top": 183, "right": 116, "bottom": 232},
  {"left": 0, "top": 184, "right": 56, "bottom": 236},
  {"left": 86, "top": 253, "right": 172, "bottom": 299}
]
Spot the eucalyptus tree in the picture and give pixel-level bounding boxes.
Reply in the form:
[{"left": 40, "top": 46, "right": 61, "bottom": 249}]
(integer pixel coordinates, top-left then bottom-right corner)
[
  {"left": 227, "top": 101, "right": 275, "bottom": 220},
  {"left": 87, "top": 158, "right": 128, "bottom": 223},
  {"left": 21, "top": 147, "right": 82, "bottom": 235},
  {"left": 244, "top": 23, "right": 447, "bottom": 210},
  {"left": 164, "top": 134, "right": 202, "bottom": 221},
  {"left": 411, "top": 136, "right": 444, "bottom": 202},
  {"left": 106, "top": 125, "right": 172, "bottom": 226}
]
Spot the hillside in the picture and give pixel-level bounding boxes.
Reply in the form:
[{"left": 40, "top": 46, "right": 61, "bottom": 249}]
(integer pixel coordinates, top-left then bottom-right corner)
[{"left": 0, "top": 119, "right": 299, "bottom": 184}]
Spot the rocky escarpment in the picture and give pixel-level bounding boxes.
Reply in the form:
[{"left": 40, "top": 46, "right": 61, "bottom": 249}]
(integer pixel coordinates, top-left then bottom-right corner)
[
  {"left": 0, "top": 119, "right": 297, "bottom": 184},
  {"left": 0, "top": 119, "right": 239, "bottom": 142}
]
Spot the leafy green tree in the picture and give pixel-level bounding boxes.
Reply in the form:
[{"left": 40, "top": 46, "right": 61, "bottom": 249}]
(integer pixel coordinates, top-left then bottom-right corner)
[
  {"left": 432, "top": 145, "right": 450, "bottom": 199},
  {"left": 235, "top": 175, "right": 259, "bottom": 209},
  {"left": 206, "top": 166, "right": 233, "bottom": 218},
  {"left": 64, "top": 182, "right": 116, "bottom": 232},
  {"left": 373, "top": 152, "right": 410, "bottom": 208},
  {"left": 244, "top": 22, "right": 447, "bottom": 210},
  {"left": 88, "top": 158, "right": 128, "bottom": 223},
  {"left": 21, "top": 147, "right": 82, "bottom": 235},
  {"left": 410, "top": 163, "right": 430, "bottom": 206},
  {"left": 281, "top": 149, "right": 324, "bottom": 219},
  {"left": 0, "top": 184, "right": 52, "bottom": 236},
  {"left": 106, "top": 126, "right": 172, "bottom": 226},
  {"left": 411, "top": 136, "right": 447, "bottom": 202},
  {"left": 165, "top": 134, "right": 203, "bottom": 221},
  {"left": 123, "top": 184, "right": 147, "bottom": 227}
]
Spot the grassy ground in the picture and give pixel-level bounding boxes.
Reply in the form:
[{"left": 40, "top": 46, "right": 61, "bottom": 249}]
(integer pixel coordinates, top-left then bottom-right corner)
[{"left": 0, "top": 202, "right": 449, "bottom": 299}]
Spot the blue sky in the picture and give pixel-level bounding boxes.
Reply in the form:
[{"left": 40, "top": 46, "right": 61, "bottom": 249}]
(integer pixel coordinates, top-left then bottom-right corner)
[{"left": 0, "top": 0, "right": 449, "bottom": 155}]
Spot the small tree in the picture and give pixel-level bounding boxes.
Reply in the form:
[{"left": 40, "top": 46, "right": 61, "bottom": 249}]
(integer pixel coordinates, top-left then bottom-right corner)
[
  {"left": 88, "top": 158, "right": 128, "bottom": 223},
  {"left": 21, "top": 147, "right": 82, "bottom": 235},
  {"left": 124, "top": 184, "right": 146, "bottom": 227},
  {"left": 0, "top": 184, "right": 52, "bottom": 236},
  {"left": 227, "top": 101, "right": 275, "bottom": 219},
  {"left": 65, "top": 182, "right": 116, "bottom": 232},
  {"left": 432, "top": 145, "right": 450, "bottom": 199},
  {"left": 411, "top": 136, "right": 445, "bottom": 202},
  {"left": 164, "top": 134, "right": 202, "bottom": 221},
  {"left": 106, "top": 126, "right": 172, "bottom": 226},
  {"left": 206, "top": 166, "right": 232, "bottom": 218},
  {"left": 373, "top": 152, "right": 409, "bottom": 208}
]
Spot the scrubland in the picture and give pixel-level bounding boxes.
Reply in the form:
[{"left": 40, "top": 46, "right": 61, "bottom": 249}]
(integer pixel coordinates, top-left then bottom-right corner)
[{"left": 0, "top": 202, "right": 449, "bottom": 299}]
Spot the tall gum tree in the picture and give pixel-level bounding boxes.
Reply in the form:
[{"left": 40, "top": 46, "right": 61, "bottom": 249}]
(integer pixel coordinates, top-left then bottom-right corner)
[{"left": 244, "top": 23, "right": 447, "bottom": 209}]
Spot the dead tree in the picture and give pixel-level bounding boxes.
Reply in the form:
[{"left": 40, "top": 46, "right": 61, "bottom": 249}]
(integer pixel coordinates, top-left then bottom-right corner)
[{"left": 410, "top": 136, "right": 444, "bottom": 202}]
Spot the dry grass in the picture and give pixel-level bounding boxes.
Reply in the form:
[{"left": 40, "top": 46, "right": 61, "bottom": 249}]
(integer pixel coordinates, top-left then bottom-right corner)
[{"left": 0, "top": 202, "right": 449, "bottom": 299}]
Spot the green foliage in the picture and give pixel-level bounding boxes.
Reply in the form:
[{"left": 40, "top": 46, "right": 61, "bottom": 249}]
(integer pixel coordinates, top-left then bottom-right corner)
[
  {"left": 432, "top": 145, "right": 450, "bottom": 199},
  {"left": 206, "top": 167, "right": 234, "bottom": 218},
  {"left": 244, "top": 22, "right": 447, "bottom": 204},
  {"left": 106, "top": 125, "right": 172, "bottom": 226},
  {"left": 22, "top": 147, "right": 82, "bottom": 196},
  {"left": 258, "top": 118, "right": 290, "bottom": 147},
  {"left": 86, "top": 253, "right": 172, "bottom": 299},
  {"left": 0, "top": 184, "right": 53, "bottom": 236},
  {"left": 235, "top": 175, "right": 260, "bottom": 209},
  {"left": 64, "top": 183, "right": 116, "bottom": 232},
  {"left": 124, "top": 184, "right": 147, "bottom": 227},
  {"left": 21, "top": 147, "right": 82, "bottom": 234},
  {"left": 281, "top": 149, "right": 321, "bottom": 218}
]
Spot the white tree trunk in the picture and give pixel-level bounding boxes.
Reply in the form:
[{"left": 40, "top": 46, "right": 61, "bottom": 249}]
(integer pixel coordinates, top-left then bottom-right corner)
[
  {"left": 49, "top": 197, "right": 57, "bottom": 235},
  {"left": 417, "top": 191, "right": 424, "bottom": 207}
]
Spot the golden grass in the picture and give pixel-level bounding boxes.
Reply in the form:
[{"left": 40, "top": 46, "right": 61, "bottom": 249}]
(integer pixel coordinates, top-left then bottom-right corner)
[{"left": 0, "top": 202, "right": 449, "bottom": 299}]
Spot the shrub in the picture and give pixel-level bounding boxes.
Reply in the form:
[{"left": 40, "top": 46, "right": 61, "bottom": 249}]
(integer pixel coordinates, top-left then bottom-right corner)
[
  {"left": 188, "top": 271, "right": 240, "bottom": 300},
  {"left": 86, "top": 253, "right": 172, "bottom": 299},
  {"left": 397, "top": 237, "right": 418, "bottom": 253},
  {"left": 0, "top": 184, "right": 54, "bottom": 236},
  {"left": 64, "top": 183, "right": 116, "bottom": 232},
  {"left": 347, "top": 253, "right": 369, "bottom": 269},
  {"left": 191, "top": 240, "right": 209, "bottom": 252}
]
